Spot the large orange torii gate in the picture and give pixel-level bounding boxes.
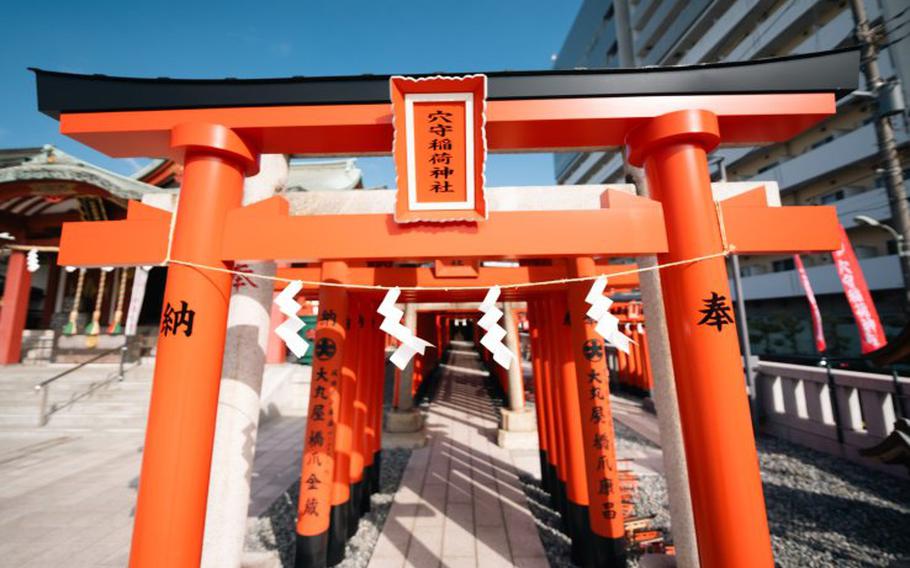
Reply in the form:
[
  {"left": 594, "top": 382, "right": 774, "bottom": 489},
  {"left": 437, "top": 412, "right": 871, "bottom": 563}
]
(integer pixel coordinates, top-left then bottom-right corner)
[{"left": 33, "top": 48, "right": 856, "bottom": 568}]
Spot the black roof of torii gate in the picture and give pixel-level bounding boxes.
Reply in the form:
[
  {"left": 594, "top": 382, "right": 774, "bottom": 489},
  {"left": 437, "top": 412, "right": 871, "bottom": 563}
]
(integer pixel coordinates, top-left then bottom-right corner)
[{"left": 31, "top": 48, "right": 859, "bottom": 119}]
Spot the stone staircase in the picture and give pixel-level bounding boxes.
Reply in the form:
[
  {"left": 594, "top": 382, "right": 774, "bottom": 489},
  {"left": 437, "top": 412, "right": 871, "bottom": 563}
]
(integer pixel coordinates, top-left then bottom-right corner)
[{"left": 0, "top": 362, "right": 153, "bottom": 431}]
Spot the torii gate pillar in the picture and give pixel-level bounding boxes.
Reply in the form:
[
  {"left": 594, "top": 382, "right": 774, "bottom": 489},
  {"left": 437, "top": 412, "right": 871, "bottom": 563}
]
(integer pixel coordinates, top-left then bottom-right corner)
[
  {"left": 627, "top": 109, "right": 774, "bottom": 568},
  {"left": 0, "top": 251, "right": 31, "bottom": 364},
  {"left": 129, "top": 123, "right": 258, "bottom": 568}
]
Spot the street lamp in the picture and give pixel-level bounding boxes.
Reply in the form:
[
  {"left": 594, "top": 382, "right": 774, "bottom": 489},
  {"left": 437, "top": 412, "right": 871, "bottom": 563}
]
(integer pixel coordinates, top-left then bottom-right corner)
[{"left": 854, "top": 215, "right": 906, "bottom": 256}]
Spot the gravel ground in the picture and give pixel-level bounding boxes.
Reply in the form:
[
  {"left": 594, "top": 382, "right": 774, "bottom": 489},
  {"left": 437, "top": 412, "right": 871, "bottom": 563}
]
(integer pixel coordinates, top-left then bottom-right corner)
[
  {"left": 520, "top": 421, "right": 910, "bottom": 567},
  {"left": 245, "top": 447, "right": 412, "bottom": 567}
]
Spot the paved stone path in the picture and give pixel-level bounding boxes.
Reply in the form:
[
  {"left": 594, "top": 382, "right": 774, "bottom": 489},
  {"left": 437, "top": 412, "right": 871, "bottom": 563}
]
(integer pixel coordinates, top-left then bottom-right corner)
[{"left": 369, "top": 342, "right": 548, "bottom": 568}]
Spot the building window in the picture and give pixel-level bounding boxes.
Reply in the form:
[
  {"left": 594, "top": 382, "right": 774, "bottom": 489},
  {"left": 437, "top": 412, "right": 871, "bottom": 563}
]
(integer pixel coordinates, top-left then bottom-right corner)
[
  {"left": 772, "top": 258, "right": 795, "bottom": 272},
  {"left": 819, "top": 190, "right": 845, "bottom": 204},
  {"left": 740, "top": 264, "right": 766, "bottom": 277},
  {"left": 854, "top": 245, "right": 878, "bottom": 259},
  {"left": 809, "top": 135, "right": 834, "bottom": 150},
  {"left": 757, "top": 161, "right": 779, "bottom": 174}
]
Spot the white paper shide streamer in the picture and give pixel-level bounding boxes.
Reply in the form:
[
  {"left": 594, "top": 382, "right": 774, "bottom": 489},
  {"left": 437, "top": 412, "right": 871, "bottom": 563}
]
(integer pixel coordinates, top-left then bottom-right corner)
[
  {"left": 378, "top": 287, "right": 433, "bottom": 370},
  {"left": 273, "top": 280, "right": 310, "bottom": 358},
  {"left": 477, "top": 286, "right": 515, "bottom": 370},
  {"left": 585, "top": 275, "right": 633, "bottom": 354},
  {"left": 26, "top": 249, "right": 39, "bottom": 273}
]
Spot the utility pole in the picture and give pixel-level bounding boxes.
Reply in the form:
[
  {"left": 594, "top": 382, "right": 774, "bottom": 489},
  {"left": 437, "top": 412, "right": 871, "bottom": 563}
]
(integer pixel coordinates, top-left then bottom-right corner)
[
  {"left": 850, "top": 0, "right": 910, "bottom": 310},
  {"left": 715, "top": 156, "right": 759, "bottom": 429}
]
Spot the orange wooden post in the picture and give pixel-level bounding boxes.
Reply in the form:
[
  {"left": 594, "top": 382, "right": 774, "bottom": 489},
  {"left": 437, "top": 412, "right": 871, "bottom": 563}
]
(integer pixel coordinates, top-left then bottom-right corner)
[
  {"left": 568, "top": 257, "right": 627, "bottom": 566},
  {"left": 638, "top": 323, "right": 654, "bottom": 393},
  {"left": 527, "top": 298, "right": 551, "bottom": 495},
  {"left": 549, "top": 291, "right": 597, "bottom": 566},
  {"left": 540, "top": 295, "right": 566, "bottom": 514},
  {"left": 348, "top": 297, "right": 369, "bottom": 530},
  {"left": 367, "top": 304, "right": 384, "bottom": 496},
  {"left": 434, "top": 314, "right": 443, "bottom": 355},
  {"left": 616, "top": 340, "right": 628, "bottom": 388},
  {"left": 328, "top": 292, "right": 360, "bottom": 563},
  {"left": 0, "top": 251, "right": 31, "bottom": 364},
  {"left": 128, "top": 123, "right": 256, "bottom": 568},
  {"left": 627, "top": 109, "right": 774, "bottom": 568},
  {"left": 359, "top": 299, "right": 376, "bottom": 514},
  {"left": 296, "top": 261, "right": 349, "bottom": 568},
  {"left": 545, "top": 294, "right": 568, "bottom": 521},
  {"left": 375, "top": 305, "right": 386, "bottom": 491},
  {"left": 624, "top": 322, "right": 645, "bottom": 391},
  {"left": 534, "top": 297, "right": 558, "bottom": 500},
  {"left": 412, "top": 356, "right": 422, "bottom": 398}
]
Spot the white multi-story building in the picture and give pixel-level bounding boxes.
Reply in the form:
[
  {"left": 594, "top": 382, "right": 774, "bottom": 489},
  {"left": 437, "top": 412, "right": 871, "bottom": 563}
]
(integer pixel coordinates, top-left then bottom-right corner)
[{"left": 555, "top": 0, "right": 910, "bottom": 358}]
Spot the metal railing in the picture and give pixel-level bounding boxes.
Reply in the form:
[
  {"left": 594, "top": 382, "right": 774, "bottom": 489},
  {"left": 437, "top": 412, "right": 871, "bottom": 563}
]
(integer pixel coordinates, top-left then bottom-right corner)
[{"left": 35, "top": 341, "right": 131, "bottom": 427}]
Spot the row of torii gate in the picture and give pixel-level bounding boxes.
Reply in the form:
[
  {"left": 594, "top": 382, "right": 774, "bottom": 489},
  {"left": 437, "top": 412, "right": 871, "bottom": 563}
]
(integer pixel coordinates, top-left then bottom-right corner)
[{"left": 33, "top": 48, "right": 858, "bottom": 567}]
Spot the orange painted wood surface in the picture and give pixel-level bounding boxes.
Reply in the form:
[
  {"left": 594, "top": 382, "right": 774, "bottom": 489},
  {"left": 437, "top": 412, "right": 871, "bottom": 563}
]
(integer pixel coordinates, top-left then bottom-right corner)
[{"left": 59, "top": 93, "right": 834, "bottom": 158}]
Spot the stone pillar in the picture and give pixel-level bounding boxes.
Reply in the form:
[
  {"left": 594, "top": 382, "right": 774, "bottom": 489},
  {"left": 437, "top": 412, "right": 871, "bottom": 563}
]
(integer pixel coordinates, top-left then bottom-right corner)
[
  {"left": 385, "top": 303, "right": 422, "bottom": 433},
  {"left": 200, "top": 154, "right": 287, "bottom": 568},
  {"left": 502, "top": 302, "right": 525, "bottom": 411},
  {"left": 629, "top": 162, "right": 701, "bottom": 568},
  {"left": 266, "top": 288, "right": 288, "bottom": 364},
  {"left": 498, "top": 302, "right": 537, "bottom": 449},
  {"left": 0, "top": 251, "right": 31, "bottom": 364}
]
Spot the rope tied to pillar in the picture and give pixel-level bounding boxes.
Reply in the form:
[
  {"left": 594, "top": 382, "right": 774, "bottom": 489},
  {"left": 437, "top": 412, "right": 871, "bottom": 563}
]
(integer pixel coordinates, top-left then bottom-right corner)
[{"left": 166, "top": 248, "right": 731, "bottom": 292}]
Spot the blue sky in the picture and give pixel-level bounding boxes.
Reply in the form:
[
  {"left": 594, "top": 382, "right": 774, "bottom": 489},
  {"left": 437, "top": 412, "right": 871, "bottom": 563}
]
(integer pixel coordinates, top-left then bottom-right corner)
[{"left": 1, "top": 0, "right": 582, "bottom": 188}]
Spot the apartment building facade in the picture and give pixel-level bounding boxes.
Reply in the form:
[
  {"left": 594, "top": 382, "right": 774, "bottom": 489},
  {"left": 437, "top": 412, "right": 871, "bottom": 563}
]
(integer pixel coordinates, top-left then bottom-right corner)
[{"left": 555, "top": 0, "right": 910, "bottom": 358}]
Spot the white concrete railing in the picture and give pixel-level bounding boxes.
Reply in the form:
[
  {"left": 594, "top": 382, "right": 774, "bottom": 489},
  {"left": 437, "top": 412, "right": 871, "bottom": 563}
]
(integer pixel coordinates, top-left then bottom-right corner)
[{"left": 754, "top": 360, "right": 909, "bottom": 473}]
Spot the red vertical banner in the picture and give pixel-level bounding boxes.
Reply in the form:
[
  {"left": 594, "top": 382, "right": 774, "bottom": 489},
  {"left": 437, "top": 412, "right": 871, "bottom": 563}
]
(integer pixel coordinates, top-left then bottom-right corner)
[
  {"left": 832, "top": 225, "right": 886, "bottom": 353},
  {"left": 793, "top": 254, "right": 827, "bottom": 353}
]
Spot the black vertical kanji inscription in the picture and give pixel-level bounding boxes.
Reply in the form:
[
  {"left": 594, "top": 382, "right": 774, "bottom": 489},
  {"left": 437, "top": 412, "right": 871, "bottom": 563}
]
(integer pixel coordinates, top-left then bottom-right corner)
[
  {"left": 305, "top": 474, "right": 322, "bottom": 491},
  {"left": 427, "top": 110, "right": 452, "bottom": 123},
  {"left": 301, "top": 498, "right": 319, "bottom": 516},
  {"left": 315, "top": 338, "right": 337, "bottom": 361},
  {"left": 161, "top": 300, "right": 195, "bottom": 337},
  {"left": 582, "top": 339, "right": 604, "bottom": 362},
  {"left": 697, "top": 291, "right": 734, "bottom": 331},
  {"left": 307, "top": 430, "right": 324, "bottom": 447}
]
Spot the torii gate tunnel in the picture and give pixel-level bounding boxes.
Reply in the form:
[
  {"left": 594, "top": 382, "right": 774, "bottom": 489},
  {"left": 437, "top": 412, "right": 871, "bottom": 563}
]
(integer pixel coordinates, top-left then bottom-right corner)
[{"left": 33, "top": 48, "right": 857, "bottom": 568}]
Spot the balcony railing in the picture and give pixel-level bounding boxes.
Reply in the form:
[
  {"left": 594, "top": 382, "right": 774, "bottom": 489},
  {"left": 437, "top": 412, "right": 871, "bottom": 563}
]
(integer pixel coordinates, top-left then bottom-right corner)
[
  {"left": 734, "top": 254, "right": 903, "bottom": 301},
  {"left": 755, "top": 359, "right": 908, "bottom": 475}
]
